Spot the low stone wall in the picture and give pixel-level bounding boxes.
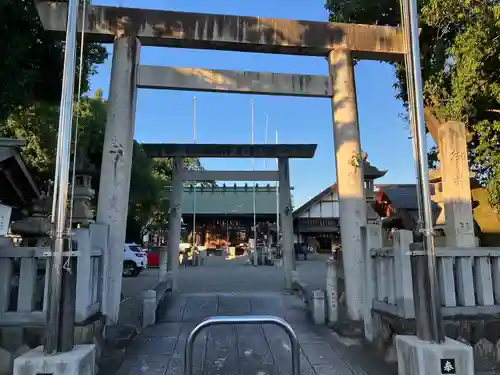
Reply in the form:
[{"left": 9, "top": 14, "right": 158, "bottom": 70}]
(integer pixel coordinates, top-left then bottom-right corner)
[
  {"left": 0, "top": 273, "right": 175, "bottom": 375},
  {"left": 291, "top": 272, "right": 329, "bottom": 326},
  {"left": 141, "top": 274, "right": 174, "bottom": 328},
  {"left": 372, "top": 310, "right": 500, "bottom": 372},
  {"left": 0, "top": 313, "right": 105, "bottom": 375}
]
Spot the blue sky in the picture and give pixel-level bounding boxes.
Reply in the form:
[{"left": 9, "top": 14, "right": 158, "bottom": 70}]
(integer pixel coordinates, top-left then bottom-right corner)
[{"left": 90, "top": 0, "right": 427, "bottom": 208}]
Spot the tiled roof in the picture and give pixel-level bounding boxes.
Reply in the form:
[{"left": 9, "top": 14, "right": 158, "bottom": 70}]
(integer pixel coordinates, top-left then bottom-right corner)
[{"left": 376, "top": 184, "right": 440, "bottom": 212}]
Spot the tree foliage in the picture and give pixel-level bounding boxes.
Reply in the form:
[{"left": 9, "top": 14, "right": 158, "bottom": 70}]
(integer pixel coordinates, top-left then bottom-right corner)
[
  {"left": 0, "top": 0, "right": 107, "bottom": 121},
  {"left": 1, "top": 91, "right": 208, "bottom": 242},
  {"left": 326, "top": 0, "right": 500, "bottom": 208},
  {"left": 0, "top": 0, "right": 217, "bottom": 241}
]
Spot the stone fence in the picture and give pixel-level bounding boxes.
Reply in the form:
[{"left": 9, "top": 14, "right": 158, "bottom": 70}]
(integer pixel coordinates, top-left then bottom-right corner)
[
  {"left": 0, "top": 224, "right": 108, "bottom": 375},
  {"left": 364, "top": 223, "right": 500, "bottom": 367},
  {"left": 0, "top": 224, "right": 106, "bottom": 327}
]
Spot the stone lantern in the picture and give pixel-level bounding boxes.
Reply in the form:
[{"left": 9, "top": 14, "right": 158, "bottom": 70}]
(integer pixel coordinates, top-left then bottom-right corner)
[
  {"left": 10, "top": 193, "right": 52, "bottom": 246},
  {"left": 361, "top": 152, "right": 387, "bottom": 201},
  {"left": 70, "top": 158, "right": 96, "bottom": 227}
]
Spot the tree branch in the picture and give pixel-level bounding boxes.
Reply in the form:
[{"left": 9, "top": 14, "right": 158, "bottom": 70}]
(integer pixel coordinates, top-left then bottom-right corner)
[{"left": 424, "top": 107, "right": 441, "bottom": 144}]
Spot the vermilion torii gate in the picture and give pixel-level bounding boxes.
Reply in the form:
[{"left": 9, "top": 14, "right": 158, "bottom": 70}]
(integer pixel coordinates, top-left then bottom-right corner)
[
  {"left": 36, "top": 2, "right": 406, "bottom": 324},
  {"left": 141, "top": 143, "right": 317, "bottom": 291}
]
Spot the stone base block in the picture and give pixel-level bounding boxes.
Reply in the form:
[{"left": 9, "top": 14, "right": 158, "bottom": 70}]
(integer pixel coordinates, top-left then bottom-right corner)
[
  {"left": 142, "top": 289, "right": 157, "bottom": 328},
  {"left": 311, "top": 290, "right": 326, "bottom": 325},
  {"left": 13, "top": 345, "right": 95, "bottom": 375},
  {"left": 395, "top": 335, "right": 473, "bottom": 375}
]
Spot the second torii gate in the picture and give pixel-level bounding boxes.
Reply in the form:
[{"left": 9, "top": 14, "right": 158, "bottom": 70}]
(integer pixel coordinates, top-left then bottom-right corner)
[{"left": 142, "top": 143, "right": 317, "bottom": 290}]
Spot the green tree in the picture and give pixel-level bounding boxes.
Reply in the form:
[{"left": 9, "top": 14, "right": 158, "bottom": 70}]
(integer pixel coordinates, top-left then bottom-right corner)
[
  {"left": 0, "top": 91, "right": 208, "bottom": 242},
  {"left": 325, "top": 0, "right": 500, "bottom": 208},
  {"left": 0, "top": 0, "right": 107, "bottom": 121}
]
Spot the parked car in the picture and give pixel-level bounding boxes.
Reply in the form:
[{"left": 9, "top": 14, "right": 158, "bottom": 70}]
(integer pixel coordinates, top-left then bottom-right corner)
[{"left": 123, "top": 243, "right": 148, "bottom": 277}]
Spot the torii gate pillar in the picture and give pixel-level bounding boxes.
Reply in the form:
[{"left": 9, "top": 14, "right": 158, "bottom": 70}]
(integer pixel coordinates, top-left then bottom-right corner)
[
  {"left": 278, "top": 157, "right": 294, "bottom": 290},
  {"left": 165, "top": 157, "right": 184, "bottom": 290},
  {"left": 329, "top": 49, "right": 366, "bottom": 322},
  {"left": 96, "top": 35, "right": 141, "bottom": 324}
]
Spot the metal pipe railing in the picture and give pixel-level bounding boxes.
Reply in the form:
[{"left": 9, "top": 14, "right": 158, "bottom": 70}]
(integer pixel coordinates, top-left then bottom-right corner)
[{"left": 184, "top": 315, "right": 300, "bottom": 375}]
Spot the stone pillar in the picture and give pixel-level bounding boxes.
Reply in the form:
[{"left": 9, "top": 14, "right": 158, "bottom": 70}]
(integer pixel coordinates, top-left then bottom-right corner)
[
  {"left": 326, "top": 258, "right": 338, "bottom": 324},
  {"left": 96, "top": 35, "right": 140, "bottom": 324},
  {"left": 158, "top": 247, "right": 168, "bottom": 281},
  {"left": 166, "top": 157, "right": 184, "bottom": 290},
  {"left": 278, "top": 157, "right": 294, "bottom": 290},
  {"left": 328, "top": 49, "right": 366, "bottom": 321},
  {"left": 439, "top": 121, "right": 476, "bottom": 248}
]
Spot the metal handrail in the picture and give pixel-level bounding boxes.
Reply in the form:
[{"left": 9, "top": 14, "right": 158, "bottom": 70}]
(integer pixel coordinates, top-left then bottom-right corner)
[{"left": 184, "top": 315, "right": 300, "bottom": 375}]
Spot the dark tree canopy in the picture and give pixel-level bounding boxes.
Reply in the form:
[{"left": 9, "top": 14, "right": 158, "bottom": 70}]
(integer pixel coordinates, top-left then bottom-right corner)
[
  {"left": 0, "top": 0, "right": 107, "bottom": 121},
  {"left": 326, "top": 0, "right": 500, "bottom": 208},
  {"left": 0, "top": 0, "right": 213, "bottom": 241},
  {"left": 1, "top": 91, "right": 210, "bottom": 242}
]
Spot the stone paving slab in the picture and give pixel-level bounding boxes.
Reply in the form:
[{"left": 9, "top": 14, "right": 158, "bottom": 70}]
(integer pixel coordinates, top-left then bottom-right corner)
[{"left": 117, "top": 291, "right": 395, "bottom": 375}]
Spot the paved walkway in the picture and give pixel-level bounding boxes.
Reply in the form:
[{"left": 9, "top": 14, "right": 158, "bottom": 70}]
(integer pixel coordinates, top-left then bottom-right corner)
[{"left": 116, "top": 256, "right": 394, "bottom": 375}]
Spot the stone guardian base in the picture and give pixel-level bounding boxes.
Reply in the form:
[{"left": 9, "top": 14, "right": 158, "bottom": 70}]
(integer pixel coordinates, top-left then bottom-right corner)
[
  {"left": 395, "top": 335, "right": 473, "bottom": 375},
  {"left": 13, "top": 345, "right": 95, "bottom": 375}
]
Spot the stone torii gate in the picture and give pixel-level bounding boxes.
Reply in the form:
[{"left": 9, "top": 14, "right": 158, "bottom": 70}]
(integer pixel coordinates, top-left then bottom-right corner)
[
  {"left": 36, "top": 2, "right": 406, "bottom": 324},
  {"left": 142, "top": 143, "right": 317, "bottom": 291}
]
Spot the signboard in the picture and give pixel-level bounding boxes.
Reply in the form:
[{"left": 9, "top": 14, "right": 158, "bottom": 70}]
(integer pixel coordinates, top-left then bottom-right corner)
[
  {"left": 0, "top": 204, "right": 12, "bottom": 236},
  {"left": 440, "top": 358, "right": 456, "bottom": 374}
]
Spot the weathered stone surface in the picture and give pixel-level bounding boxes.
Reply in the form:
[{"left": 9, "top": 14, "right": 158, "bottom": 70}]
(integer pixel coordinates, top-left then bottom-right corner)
[
  {"left": 0, "top": 347, "right": 12, "bottom": 375},
  {"left": 138, "top": 66, "right": 333, "bottom": 97},
  {"left": 474, "top": 338, "right": 496, "bottom": 361},
  {"left": 484, "top": 321, "right": 500, "bottom": 344},
  {"left": 0, "top": 328, "right": 23, "bottom": 352},
  {"left": 384, "top": 341, "right": 397, "bottom": 363},
  {"left": 373, "top": 311, "right": 500, "bottom": 372},
  {"left": 142, "top": 143, "right": 317, "bottom": 159},
  {"left": 104, "top": 324, "right": 138, "bottom": 350},
  {"left": 13, "top": 344, "right": 30, "bottom": 359},
  {"left": 36, "top": 2, "right": 405, "bottom": 59},
  {"left": 444, "top": 321, "right": 459, "bottom": 339},
  {"left": 74, "top": 324, "right": 95, "bottom": 345}
]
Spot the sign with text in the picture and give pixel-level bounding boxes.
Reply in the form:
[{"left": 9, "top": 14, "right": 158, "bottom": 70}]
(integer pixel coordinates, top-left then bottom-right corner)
[
  {"left": 440, "top": 358, "right": 456, "bottom": 374},
  {"left": 0, "top": 204, "right": 12, "bottom": 236}
]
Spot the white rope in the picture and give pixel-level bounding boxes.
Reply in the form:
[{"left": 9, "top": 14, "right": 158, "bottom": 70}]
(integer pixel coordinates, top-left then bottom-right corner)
[{"left": 65, "top": 0, "right": 87, "bottom": 268}]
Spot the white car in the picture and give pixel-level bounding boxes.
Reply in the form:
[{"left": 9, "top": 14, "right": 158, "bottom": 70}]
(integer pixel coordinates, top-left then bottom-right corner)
[{"left": 123, "top": 243, "right": 148, "bottom": 277}]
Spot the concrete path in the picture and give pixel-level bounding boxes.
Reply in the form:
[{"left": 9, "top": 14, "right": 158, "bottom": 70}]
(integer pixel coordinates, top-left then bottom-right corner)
[{"left": 115, "top": 256, "right": 395, "bottom": 375}]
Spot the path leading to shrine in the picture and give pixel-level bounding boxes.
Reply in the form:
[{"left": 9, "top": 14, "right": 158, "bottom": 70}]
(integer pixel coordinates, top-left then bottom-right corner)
[{"left": 117, "top": 256, "right": 395, "bottom": 375}]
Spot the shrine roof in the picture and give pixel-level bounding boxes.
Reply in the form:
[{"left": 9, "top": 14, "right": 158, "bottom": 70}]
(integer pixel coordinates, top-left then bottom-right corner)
[
  {"left": 376, "top": 184, "right": 440, "bottom": 212},
  {"left": 165, "top": 185, "right": 281, "bottom": 215},
  {"left": 142, "top": 143, "right": 316, "bottom": 158},
  {"left": 0, "top": 138, "right": 40, "bottom": 208}
]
